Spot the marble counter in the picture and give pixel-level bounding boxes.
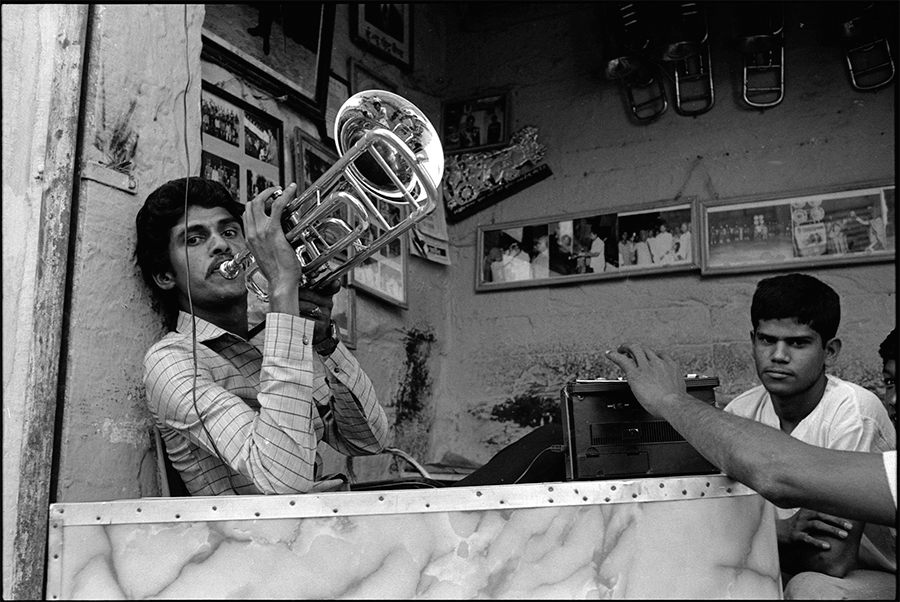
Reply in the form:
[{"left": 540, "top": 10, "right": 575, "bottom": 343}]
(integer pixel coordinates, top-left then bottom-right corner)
[{"left": 47, "top": 475, "right": 782, "bottom": 599}]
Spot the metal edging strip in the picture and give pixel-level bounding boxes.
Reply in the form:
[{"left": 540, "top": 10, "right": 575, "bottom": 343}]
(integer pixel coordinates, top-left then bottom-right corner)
[
  {"left": 48, "top": 475, "right": 756, "bottom": 527},
  {"left": 45, "top": 518, "right": 64, "bottom": 600}
]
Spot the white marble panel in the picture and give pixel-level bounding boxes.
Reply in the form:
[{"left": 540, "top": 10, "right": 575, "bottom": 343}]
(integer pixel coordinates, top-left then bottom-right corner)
[{"left": 47, "top": 476, "right": 782, "bottom": 599}]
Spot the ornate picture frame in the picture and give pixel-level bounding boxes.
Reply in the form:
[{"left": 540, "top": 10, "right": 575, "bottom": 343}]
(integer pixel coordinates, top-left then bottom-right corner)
[
  {"left": 699, "top": 182, "right": 895, "bottom": 275},
  {"left": 350, "top": 3, "right": 413, "bottom": 70},
  {"left": 200, "top": 82, "right": 284, "bottom": 204},
  {"left": 476, "top": 200, "right": 699, "bottom": 291}
]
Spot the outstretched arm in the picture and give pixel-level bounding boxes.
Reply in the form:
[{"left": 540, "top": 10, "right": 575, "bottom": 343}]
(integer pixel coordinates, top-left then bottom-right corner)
[{"left": 605, "top": 344, "right": 896, "bottom": 527}]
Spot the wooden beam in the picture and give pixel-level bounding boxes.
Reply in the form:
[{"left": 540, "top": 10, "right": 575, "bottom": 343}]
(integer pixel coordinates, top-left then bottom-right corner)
[{"left": 10, "top": 4, "right": 89, "bottom": 599}]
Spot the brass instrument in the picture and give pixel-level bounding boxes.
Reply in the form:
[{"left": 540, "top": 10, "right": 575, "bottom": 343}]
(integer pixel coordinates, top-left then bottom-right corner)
[{"left": 218, "top": 91, "right": 444, "bottom": 300}]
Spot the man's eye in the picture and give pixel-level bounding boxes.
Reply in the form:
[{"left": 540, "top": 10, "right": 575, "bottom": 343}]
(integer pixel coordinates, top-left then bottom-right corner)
[
  {"left": 884, "top": 378, "right": 895, "bottom": 387},
  {"left": 186, "top": 235, "right": 203, "bottom": 246},
  {"left": 223, "top": 228, "right": 239, "bottom": 238}
]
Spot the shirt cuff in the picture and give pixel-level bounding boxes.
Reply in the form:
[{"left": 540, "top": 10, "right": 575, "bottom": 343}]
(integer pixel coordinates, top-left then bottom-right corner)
[
  {"left": 264, "top": 313, "right": 316, "bottom": 360},
  {"left": 318, "top": 341, "right": 357, "bottom": 376}
]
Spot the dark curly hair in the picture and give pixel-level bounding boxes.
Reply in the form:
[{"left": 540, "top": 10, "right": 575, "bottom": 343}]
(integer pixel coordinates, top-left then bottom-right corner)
[
  {"left": 135, "top": 177, "right": 244, "bottom": 326},
  {"left": 750, "top": 273, "right": 840, "bottom": 346},
  {"left": 879, "top": 328, "right": 897, "bottom": 362}
]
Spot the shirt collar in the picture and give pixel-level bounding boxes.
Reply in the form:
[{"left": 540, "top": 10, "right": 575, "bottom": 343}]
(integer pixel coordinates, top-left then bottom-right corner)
[{"left": 175, "top": 311, "right": 241, "bottom": 343}]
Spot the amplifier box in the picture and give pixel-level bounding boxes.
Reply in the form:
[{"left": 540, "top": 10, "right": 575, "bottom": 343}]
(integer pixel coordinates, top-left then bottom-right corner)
[{"left": 561, "top": 376, "right": 721, "bottom": 481}]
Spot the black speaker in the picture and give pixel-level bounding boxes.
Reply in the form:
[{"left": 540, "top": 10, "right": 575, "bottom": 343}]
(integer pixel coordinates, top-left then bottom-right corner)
[{"left": 561, "top": 377, "right": 721, "bottom": 481}]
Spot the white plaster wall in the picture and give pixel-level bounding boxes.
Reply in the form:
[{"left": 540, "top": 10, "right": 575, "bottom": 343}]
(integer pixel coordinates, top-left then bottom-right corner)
[
  {"left": 54, "top": 5, "right": 205, "bottom": 501},
  {"left": 432, "top": 3, "right": 896, "bottom": 463},
  {"left": 1, "top": 5, "right": 67, "bottom": 597}
]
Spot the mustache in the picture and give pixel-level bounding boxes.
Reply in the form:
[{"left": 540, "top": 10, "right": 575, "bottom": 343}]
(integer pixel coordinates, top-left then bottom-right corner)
[{"left": 208, "top": 256, "right": 234, "bottom": 277}]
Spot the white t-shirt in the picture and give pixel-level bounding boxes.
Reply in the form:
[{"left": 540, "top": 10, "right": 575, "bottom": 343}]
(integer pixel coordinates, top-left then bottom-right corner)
[
  {"left": 726, "top": 375, "right": 896, "bottom": 572},
  {"left": 725, "top": 375, "right": 895, "bottom": 461}
]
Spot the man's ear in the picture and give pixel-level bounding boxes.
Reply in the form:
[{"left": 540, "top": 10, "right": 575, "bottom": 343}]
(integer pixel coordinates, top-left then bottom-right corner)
[
  {"left": 824, "top": 337, "right": 842, "bottom": 367},
  {"left": 152, "top": 271, "right": 176, "bottom": 291}
]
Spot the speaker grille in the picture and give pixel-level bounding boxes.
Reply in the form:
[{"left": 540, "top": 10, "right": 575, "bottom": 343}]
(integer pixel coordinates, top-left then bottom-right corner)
[{"left": 590, "top": 421, "right": 685, "bottom": 446}]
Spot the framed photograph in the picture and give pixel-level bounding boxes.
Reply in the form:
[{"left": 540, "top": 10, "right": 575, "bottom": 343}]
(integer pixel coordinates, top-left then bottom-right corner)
[
  {"left": 410, "top": 187, "right": 452, "bottom": 266},
  {"left": 202, "top": 4, "right": 336, "bottom": 117},
  {"left": 201, "top": 82, "right": 284, "bottom": 203},
  {"left": 332, "top": 281, "right": 358, "bottom": 350},
  {"left": 349, "top": 198, "right": 409, "bottom": 308},
  {"left": 350, "top": 58, "right": 397, "bottom": 95},
  {"left": 294, "top": 128, "right": 337, "bottom": 193},
  {"left": 699, "top": 183, "right": 895, "bottom": 275},
  {"left": 476, "top": 200, "right": 698, "bottom": 291},
  {"left": 442, "top": 93, "right": 509, "bottom": 153},
  {"left": 350, "top": 3, "right": 413, "bottom": 70}
]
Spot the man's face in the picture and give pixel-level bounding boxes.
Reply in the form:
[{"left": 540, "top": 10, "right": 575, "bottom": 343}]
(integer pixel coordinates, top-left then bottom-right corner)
[
  {"left": 154, "top": 205, "right": 248, "bottom": 312},
  {"left": 752, "top": 318, "right": 838, "bottom": 400},
  {"left": 883, "top": 358, "right": 896, "bottom": 424}
]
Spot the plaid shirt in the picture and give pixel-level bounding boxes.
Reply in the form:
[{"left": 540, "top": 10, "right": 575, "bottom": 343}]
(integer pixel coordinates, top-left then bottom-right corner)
[{"left": 143, "top": 309, "right": 388, "bottom": 495}]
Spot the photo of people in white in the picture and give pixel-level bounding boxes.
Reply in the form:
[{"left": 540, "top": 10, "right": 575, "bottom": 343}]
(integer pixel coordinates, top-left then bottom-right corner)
[{"left": 479, "top": 204, "right": 694, "bottom": 287}]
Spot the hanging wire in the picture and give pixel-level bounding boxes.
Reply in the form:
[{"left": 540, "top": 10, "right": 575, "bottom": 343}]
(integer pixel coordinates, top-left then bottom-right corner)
[{"left": 182, "top": 5, "right": 237, "bottom": 494}]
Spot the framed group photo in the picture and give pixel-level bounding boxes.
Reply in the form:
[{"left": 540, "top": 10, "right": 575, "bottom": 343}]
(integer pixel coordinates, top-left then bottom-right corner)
[
  {"left": 201, "top": 82, "right": 284, "bottom": 204},
  {"left": 350, "top": 3, "right": 413, "bottom": 70},
  {"left": 699, "top": 182, "right": 895, "bottom": 275},
  {"left": 442, "top": 92, "right": 509, "bottom": 153},
  {"left": 476, "top": 200, "right": 698, "bottom": 292}
]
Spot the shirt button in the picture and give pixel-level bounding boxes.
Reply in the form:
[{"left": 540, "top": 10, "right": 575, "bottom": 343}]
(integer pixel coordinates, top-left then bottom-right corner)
[
  {"left": 333, "top": 366, "right": 341, "bottom": 373},
  {"left": 302, "top": 337, "right": 309, "bottom": 345}
]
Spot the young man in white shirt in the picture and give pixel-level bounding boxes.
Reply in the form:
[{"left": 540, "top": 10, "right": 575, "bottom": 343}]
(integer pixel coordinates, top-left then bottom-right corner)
[
  {"left": 722, "top": 274, "right": 894, "bottom": 596},
  {"left": 605, "top": 343, "right": 897, "bottom": 526}
]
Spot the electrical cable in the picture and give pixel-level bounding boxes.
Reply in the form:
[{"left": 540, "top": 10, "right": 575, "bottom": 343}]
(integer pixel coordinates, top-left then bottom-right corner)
[
  {"left": 511, "top": 445, "right": 564, "bottom": 485},
  {"left": 182, "top": 5, "right": 236, "bottom": 494}
]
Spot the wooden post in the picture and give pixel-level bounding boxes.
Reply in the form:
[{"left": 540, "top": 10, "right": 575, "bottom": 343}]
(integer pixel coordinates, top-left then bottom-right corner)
[{"left": 10, "top": 4, "right": 90, "bottom": 599}]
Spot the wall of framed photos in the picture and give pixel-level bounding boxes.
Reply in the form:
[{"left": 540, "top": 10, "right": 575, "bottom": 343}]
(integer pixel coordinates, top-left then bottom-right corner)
[{"left": 475, "top": 183, "right": 895, "bottom": 291}]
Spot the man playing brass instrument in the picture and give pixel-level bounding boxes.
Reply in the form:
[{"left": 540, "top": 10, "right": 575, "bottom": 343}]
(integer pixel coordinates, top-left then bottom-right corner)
[{"left": 136, "top": 177, "right": 389, "bottom": 495}]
